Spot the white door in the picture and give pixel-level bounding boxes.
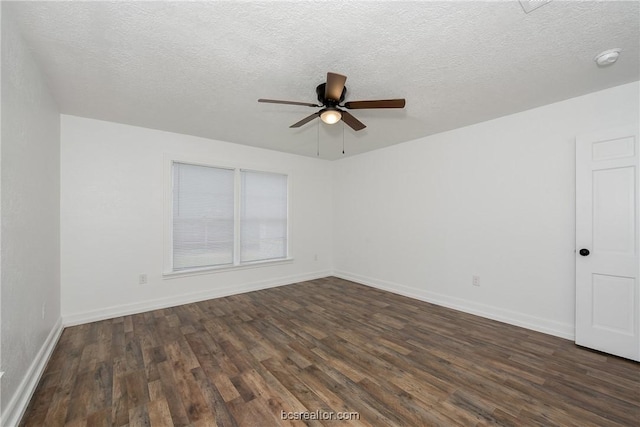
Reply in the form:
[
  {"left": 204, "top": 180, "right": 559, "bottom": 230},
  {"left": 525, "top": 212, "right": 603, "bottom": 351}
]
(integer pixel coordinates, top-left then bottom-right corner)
[{"left": 576, "top": 125, "right": 640, "bottom": 361}]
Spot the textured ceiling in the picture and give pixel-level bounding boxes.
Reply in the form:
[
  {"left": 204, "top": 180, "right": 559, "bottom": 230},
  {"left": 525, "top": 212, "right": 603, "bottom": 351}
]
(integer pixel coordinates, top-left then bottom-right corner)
[{"left": 5, "top": 1, "right": 640, "bottom": 160}]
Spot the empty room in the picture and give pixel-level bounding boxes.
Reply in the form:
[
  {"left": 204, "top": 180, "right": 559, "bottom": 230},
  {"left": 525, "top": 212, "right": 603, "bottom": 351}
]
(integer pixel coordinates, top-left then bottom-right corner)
[{"left": 1, "top": 1, "right": 639, "bottom": 426}]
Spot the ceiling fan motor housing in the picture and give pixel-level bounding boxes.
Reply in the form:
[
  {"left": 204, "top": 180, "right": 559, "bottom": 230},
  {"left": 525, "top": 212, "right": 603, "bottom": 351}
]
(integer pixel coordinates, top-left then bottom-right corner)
[{"left": 316, "top": 83, "right": 346, "bottom": 105}]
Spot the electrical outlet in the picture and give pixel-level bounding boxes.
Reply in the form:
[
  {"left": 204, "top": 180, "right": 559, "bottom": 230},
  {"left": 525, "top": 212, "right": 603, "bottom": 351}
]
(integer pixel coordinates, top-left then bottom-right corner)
[
  {"left": 472, "top": 275, "right": 480, "bottom": 287},
  {"left": 139, "top": 274, "right": 148, "bottom": 285}
]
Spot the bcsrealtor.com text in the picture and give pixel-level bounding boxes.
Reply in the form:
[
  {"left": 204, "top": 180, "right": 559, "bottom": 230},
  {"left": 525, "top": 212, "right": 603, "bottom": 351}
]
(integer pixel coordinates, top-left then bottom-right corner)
[{"left": 281, "top": 410, "right": 361, "bottom": 421}]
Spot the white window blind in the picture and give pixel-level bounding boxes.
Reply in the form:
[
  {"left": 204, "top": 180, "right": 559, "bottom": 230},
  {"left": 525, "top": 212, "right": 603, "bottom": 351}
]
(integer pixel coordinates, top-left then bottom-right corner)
[
  {"left": 240, "top": 170, "right": 288, "bottom": 263},
  {"left": 172, "top": 163, "right": 234, "bottom": 270}
]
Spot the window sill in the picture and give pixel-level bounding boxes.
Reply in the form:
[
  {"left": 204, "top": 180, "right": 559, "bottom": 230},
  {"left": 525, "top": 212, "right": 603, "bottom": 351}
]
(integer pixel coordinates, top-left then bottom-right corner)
[{"left": 163, "top": 257, "right": 294, "bottom": 280}]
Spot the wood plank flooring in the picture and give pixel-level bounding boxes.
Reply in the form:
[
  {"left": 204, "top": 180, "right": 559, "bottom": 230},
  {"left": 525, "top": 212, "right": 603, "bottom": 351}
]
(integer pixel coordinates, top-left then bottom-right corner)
[{"left": 20, "top": 277, "right": 640, "bottom": 426}]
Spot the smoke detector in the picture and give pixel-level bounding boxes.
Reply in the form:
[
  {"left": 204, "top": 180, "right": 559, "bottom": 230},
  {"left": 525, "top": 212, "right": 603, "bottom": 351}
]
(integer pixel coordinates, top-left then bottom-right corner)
[{"left": 594, "top": 49, "right": 621, "bottom": 67}]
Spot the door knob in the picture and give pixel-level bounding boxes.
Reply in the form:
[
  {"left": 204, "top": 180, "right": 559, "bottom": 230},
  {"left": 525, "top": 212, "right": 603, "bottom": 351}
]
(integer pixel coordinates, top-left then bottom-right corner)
[{"left": 579, "top": 248, "right": 590, "bottom": 256}]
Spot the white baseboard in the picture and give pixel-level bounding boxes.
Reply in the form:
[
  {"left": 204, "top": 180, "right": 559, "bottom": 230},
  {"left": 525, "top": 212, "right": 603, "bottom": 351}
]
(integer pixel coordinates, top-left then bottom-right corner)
[
  {"left": 63, "top": 270, "right": 332, "bottom": 326},
  {"left": 1, "top": 318, "right": 64, "bottom": 427},
  {"left": 333, "top": 271, "right": 575, "bottom": 340}
]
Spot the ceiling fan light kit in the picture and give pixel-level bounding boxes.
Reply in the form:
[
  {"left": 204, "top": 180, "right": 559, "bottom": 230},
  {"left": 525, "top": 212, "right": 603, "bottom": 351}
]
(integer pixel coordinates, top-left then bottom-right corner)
[
  {"left": 258, "top": 72, "right": 406, "bottom": 131},
  {"left": 320, "top": 108, "right": 342, "bottom": 125}
]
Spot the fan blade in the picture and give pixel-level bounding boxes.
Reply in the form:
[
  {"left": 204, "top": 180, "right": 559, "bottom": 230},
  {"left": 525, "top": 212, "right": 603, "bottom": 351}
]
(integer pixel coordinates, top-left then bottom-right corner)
[
  {"left": 341, "top": 110, "right": 366, "bottom": 131},
  {"left": 290, "top": 112, "right": 320, "bottom": 128},
  {"left": 344, "top": 99, "right": 406, "bottom": 109},
  {"left": 258, "top": 99, "right": 319, "bottom": 107},
  {"left": 325, "top": 72, "right": 347, "bottom": 101}
]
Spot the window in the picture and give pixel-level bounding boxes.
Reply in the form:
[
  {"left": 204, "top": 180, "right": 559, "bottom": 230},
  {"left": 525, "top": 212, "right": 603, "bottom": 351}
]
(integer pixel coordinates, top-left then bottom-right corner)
[
  {"left": 170, "top": 161, "right": 289, "bottom": 273},
  {"left": 241, "top": 170, "right": 288, "bottom": 262},
  {"left": 172, "top": 163, "right": 235, "bottom": 270}
]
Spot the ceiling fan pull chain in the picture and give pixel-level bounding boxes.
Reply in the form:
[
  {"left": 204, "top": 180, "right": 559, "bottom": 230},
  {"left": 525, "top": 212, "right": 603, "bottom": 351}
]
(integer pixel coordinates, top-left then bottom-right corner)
[
  {"left": 342, "top": 122, "right": 345, "bottom": 155},
  {"left": 317, "top": 119, "right": 320, "bottom": 157}
]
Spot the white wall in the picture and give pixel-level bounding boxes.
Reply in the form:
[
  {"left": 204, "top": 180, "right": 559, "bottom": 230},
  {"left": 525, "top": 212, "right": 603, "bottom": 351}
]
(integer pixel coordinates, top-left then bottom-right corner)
[
  {"left": 1, "top": 11, "right": 61, "bottom": 426},
  {"left": 333, "top": 82, "right": 640, "bottom": 339},
  {"left": 60, "top": 116, "right": 333, "bottom": 324},
  {"left": 61, "top": 82, "right": 640, "bottom": 337}
]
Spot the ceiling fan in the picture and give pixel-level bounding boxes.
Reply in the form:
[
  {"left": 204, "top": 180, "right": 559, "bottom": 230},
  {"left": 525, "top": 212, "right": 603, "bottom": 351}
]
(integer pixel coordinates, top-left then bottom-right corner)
[{"left": 258, "top": 72, "right": 406, "bottom": 131}]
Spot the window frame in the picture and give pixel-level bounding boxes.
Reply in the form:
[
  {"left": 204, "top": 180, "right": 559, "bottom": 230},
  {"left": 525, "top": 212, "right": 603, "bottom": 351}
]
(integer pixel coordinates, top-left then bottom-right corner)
[{"left": 163, "top": 155, "right": 293, "bottom": 278}]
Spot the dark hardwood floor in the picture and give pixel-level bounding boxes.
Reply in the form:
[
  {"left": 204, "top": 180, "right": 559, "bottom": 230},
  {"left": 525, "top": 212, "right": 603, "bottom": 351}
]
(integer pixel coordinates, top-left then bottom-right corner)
[{"left": 20, "top": 277, "right": 640, "bottom": 426}]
